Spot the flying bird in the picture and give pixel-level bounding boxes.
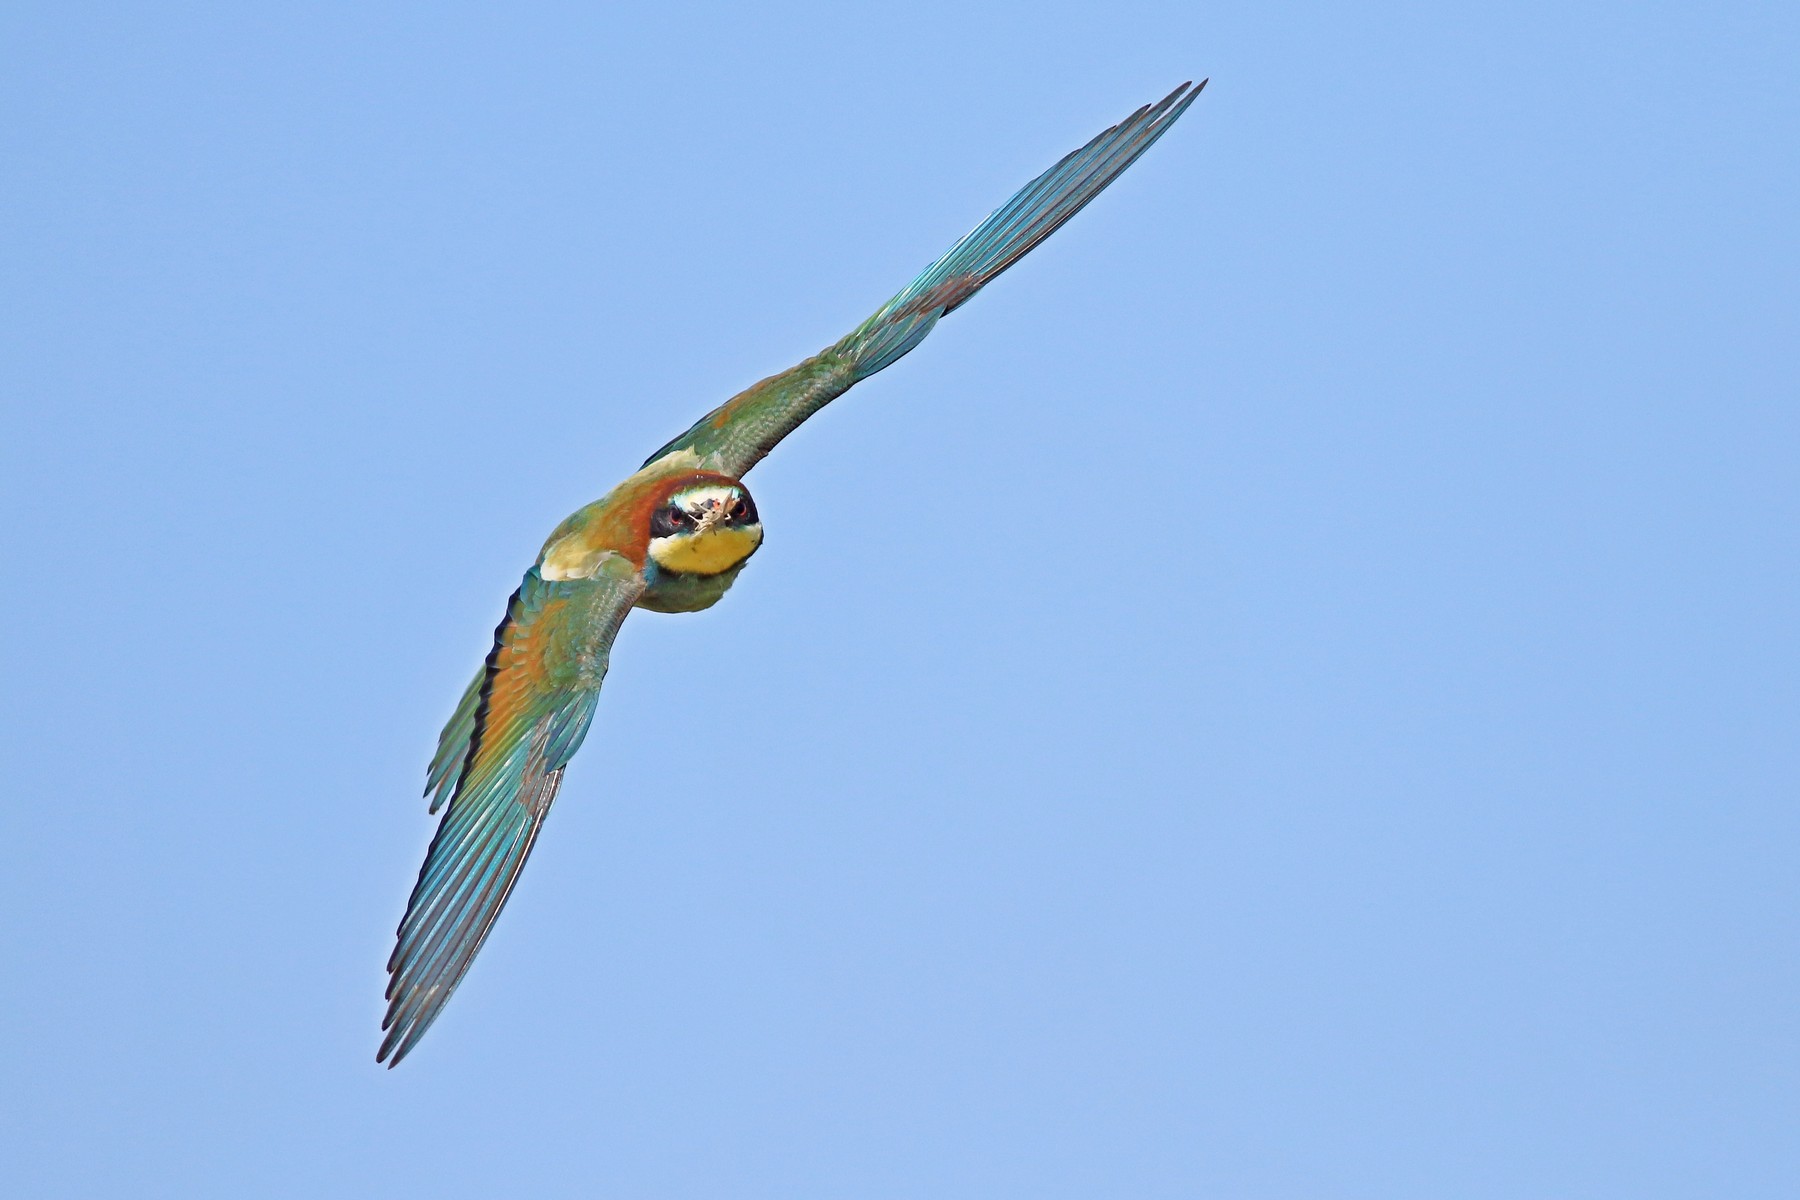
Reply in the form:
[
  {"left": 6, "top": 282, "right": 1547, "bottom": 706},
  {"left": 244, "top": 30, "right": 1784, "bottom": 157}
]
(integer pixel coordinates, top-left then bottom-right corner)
[{"left": 381, "top": 81, "right": 1206, "bottom": 1065}]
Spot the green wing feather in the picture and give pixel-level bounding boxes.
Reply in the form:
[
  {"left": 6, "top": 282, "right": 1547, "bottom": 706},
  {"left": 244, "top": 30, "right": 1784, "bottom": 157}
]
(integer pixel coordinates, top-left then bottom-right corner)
[
  {"left": 644, "top": 80, "right": 1204, "bottom": 479},
  {"left": 380, "top": 556, "right": 643, "bottom": 1065}
]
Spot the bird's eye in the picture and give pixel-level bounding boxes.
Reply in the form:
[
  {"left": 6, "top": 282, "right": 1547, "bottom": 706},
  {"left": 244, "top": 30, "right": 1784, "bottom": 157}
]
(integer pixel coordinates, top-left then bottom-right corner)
[
  {"left": 668, "top": 507, "right": 690, "bottom": 524},
  {"left": 731, "top": 499, "right": 748, "bottom": 519}
]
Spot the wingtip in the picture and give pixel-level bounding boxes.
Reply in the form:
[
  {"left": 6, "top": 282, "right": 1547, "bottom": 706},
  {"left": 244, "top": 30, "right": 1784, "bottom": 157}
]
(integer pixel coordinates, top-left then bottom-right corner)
[
  {"left": 1164, "top": 79, "right": 1206, "bottom": 124},
  {"left": 1154, "top": 80, "right": 1205, "bottom": 122}
]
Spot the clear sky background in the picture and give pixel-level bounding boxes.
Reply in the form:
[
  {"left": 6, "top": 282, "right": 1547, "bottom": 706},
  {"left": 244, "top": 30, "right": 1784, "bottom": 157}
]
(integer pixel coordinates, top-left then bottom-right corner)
[{"left": 3, "top": 3, "right": 1796, "bottom": 1197}]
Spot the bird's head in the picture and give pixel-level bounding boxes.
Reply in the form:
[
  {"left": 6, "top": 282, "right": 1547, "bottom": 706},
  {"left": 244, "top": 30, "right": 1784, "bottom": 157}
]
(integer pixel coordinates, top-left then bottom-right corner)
[{"left": 646, "top": 477, "right": 763, "bottom": 576}]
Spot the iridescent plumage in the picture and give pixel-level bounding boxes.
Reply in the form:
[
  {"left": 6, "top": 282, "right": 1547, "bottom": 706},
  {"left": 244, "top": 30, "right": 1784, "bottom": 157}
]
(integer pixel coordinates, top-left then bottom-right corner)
[{"left": 380, "top": 81, "right": 1205, "bottom": 1064}]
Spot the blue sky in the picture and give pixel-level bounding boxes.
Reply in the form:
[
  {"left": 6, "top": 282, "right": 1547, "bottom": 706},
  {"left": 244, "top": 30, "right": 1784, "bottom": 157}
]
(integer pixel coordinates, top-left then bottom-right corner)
[{"left": 3, "top": 3, "right": 1796, "bottom": 1196}]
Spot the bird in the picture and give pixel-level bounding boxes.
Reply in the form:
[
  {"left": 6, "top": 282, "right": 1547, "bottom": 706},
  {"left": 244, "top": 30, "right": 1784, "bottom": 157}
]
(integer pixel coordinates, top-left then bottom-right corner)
[{"left": 380, "top": 80, "right": 1206, "bottom": 1065}]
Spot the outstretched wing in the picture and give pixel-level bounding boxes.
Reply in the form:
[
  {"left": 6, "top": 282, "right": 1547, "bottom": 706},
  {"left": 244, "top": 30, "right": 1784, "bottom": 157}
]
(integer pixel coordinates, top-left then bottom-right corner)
[
  {"left": 380, "top": 557, "right": 643, "bottom": 1065},
  {"left": 643, "top": 80, "right": 1204, "bottom": 479}
]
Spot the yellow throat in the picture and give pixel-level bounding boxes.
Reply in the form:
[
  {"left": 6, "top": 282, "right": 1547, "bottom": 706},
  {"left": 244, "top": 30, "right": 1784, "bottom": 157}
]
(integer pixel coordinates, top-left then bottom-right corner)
[{"left": 647, "top": 524, "right": 762, "bottom": 576}]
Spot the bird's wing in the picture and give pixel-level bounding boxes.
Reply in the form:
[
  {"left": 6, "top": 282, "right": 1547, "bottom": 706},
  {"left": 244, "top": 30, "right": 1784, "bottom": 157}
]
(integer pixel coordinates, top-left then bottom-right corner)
[
  {"left": 380, "top": 555, "right": 644, "bottom": 1065},
  {"left": 642, "top": 80, "right": 1204, "bottom": 480}
]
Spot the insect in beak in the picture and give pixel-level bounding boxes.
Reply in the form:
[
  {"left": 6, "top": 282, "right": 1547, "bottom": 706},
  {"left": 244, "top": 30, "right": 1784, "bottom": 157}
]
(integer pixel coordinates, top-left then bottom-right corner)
[{"left": 692, "top": 503, "right": 725, "bottom": 535}]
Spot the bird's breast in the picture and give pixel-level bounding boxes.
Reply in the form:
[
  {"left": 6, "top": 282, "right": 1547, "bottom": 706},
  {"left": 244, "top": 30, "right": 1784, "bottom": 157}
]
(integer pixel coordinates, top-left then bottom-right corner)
[{"left": 636, "top": 559, "right": 748, "bottom": 613}]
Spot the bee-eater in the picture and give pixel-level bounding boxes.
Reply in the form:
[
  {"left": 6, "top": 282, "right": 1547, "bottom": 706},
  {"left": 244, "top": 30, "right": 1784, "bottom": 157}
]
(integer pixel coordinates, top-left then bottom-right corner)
[{"left": 381, "top": 81, "right": 1206, "bottom": 1065}]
